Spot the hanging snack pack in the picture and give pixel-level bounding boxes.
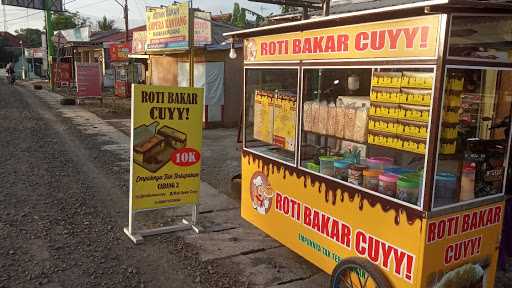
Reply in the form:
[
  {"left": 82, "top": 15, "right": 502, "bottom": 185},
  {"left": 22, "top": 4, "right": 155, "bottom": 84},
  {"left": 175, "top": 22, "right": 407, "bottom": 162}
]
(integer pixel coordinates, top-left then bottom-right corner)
[
  {"left": 303, "top": 101, "right": 313, "bottom": 132},
  {"left": 273, "top": 91, "right": 297, "bottom": 151},
  {"left": 327, "top": 102, "right": 338, "bottom": 136},
  {"left": 401, "top": 72, "right": 433, "bottom": 88}
]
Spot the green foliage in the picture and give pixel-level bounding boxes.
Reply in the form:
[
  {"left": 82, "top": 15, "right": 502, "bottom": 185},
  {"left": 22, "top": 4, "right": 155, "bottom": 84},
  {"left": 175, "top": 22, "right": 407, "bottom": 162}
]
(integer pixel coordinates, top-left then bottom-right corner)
[
  {"left": 97, "top": 16, "right": 116, "bottom": 32},
  {"left": 231, "top": 3, "right": 242, "bottom": 27},
  {"left": 0, "top": 37, "right": 20, "bottom": 66},
  {"left": 281, "top": 5, "right": 300, "bottom": 14},
  {"left": 51, "top": 12, "right": 91, "bottom": 31},
  {"left": 15, "top": 28, "right": 43, "bottom": 48}
]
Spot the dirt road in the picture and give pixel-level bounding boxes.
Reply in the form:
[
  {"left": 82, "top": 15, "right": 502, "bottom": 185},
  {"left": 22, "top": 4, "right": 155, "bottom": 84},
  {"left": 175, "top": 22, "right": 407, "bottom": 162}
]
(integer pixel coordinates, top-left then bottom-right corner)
[{"left": 0, "top": 80, "right": 246, "bottom": 287}]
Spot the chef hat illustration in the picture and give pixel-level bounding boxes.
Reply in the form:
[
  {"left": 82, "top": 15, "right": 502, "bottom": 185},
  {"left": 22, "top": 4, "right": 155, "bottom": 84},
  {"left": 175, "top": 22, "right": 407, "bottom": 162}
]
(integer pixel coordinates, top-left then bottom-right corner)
[{"left": 253, "top": 175, "right": 264, "bottom": 187}]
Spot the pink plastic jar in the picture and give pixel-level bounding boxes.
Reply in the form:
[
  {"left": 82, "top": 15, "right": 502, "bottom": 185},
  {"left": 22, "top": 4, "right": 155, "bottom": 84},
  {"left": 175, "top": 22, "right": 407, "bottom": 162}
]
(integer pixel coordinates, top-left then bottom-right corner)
[
  {"left": 378, "top": 173, "right": 399, "bottom": 197},
  {"left": 367, "top": 157, "right": 394, "bottom": 170}
]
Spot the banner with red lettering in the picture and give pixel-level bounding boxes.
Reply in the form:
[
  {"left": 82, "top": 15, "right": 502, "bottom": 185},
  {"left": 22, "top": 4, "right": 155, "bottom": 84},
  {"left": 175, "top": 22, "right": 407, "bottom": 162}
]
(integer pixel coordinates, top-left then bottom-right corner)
[
  {"left": 244, "top": 15, "right": 441, "bottom": 62},
  {"left": 422, "top": 203, "right": 504, "bottom": 287},
  {"left": 75, "top": 63, "right": 102, "bottom": 99}
]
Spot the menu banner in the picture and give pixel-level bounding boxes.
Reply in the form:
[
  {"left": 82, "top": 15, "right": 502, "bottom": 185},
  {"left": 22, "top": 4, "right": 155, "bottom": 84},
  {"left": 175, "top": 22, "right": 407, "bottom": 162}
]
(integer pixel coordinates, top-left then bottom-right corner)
[
  {"left": 75, "top": 63, "right": 102, "bottom": 98},
  {"left": 132, "top": 31, "right": 147, "bottom": 54},
  {"left": 110, "top": 43, "right": 130, "bottom": 62},
  {"left": 131, "top": 85, "right": 204, "bottom": 210},
  {"left": 244, "top": 15, "right": 441, "bottom": 62}
]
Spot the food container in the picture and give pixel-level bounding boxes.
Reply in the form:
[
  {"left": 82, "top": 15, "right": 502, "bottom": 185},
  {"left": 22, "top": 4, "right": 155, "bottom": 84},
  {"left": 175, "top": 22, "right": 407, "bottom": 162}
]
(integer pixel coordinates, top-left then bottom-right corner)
[
  {"left": 369, "top": 103, "right": 400, "bottom": 119},
  {"left": 397, "top": 176, "right": 420, "bottom": 204},
  {"left": 384, "top": 167, "right": 416, "bottom": 177},
  {"left": 399, "top": 88, "right": 432, "bottom": 106},
  {"left": 348, "top": 164, "right": 368, "bottom": 186},
  {"left": 372, "top": 72, "right": 402, "bottom": 87},
  {"left": 368, "top": 116, "right": 398, "bottom": 134},
  {"left": 363, "top": 169, "right": 383, "bottom": 191},
  {"left": 371, "top": 87, "right": 400, "bottom": 103},
  {"left": 319, "top": 156, "right": 336, "bottom": 177},
  {"left": 401, "top": 135, "right": 427, "bottom": 155},
  {"left": 401, "top": 72, "right": 433, "bottom": 89},
  {"left": 366, "top": 157, "right": 394, "bottom": 170},
  {"left": 378, "top": 173, "right": 399, "bottom": 197},
  {"left": 397, "top": 119, "right": 429, "bottom": 139},
  {"left": 434, "top": 172, "right": 457, "bottom": 207},
  {"left": 398, "top": 104, "right": 430, "bottom": 123},
  {"left": 334, "top": 159, "right": 352, "bottom": 181},
  {"left": 460, "top": 163, "right": 476, "bottom": 201},
  {"left": 368, "top": 131, "right": 403, "bottom": 150},
  {"left": 306, "top": 162, "right": 320, "bottom": 173}
]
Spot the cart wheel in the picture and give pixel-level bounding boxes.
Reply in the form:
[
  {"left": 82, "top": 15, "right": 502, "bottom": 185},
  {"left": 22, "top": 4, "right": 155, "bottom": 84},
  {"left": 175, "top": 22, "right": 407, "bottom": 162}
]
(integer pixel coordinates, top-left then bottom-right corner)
[{"left": 331, "top": 257, "right": 391, "bottom": 288}]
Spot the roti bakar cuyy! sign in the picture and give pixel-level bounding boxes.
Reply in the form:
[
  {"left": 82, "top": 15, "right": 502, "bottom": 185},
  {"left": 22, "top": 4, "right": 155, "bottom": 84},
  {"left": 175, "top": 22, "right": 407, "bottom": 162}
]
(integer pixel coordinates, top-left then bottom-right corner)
[{"left": 244, "top": 15, "right": 441, "bottom": 62}]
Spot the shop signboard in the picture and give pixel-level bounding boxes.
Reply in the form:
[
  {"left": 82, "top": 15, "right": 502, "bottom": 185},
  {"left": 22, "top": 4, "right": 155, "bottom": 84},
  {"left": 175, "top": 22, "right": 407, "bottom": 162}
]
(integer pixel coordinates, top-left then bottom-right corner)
[
  {"left": 244, "top": 15, "right": 441, "bottom": 62},
  {"left": 1, "top": 0, "right": 63, "bottom": 11},
  {"left": 75, "top": 63, "right": 102, "bottom": 98},
  {"left": 131, "top": 31, "right": 147, "bottom": 54},
  {"left": 146, "top": 3, "right": 189, "bottom": 50},
  {"left": 51, "top": 62, "right": 72, "bottom": 87},
  {"left": 130, "top": 85, "right": 204, "bottom": 210},
  {"left": 194, "top": 11, "right": 212, "bottom": 46},
  {"left": 110, "top": 43, "right": 130, "bottom": 62}
]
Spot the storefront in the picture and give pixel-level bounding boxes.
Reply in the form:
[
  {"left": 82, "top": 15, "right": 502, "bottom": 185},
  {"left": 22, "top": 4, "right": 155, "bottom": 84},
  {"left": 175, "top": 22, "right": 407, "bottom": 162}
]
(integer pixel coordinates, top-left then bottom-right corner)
[{"left": 226, "top": 1, "right": 512, "bottom": 287}]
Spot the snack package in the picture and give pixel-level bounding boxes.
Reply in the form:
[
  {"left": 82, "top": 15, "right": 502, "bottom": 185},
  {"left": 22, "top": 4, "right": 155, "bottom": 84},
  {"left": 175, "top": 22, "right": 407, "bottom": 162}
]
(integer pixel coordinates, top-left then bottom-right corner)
[
  {"left": 336, "top": 105, "right": 345, "bottom": 139},
  {"left": 311, "top": 101, "right": 320, "bottom": 134},
  {"left": 353, "top": 106, "right": 368, "bottom": 143},
  {"left": 318, "top": 101, "right": 329, "bottom": 135},
  {"left": 327, "top": 102, "right": 337, "bottom": 136},
  {"left": 303, "top": 101, "right": 313, "bottom": 131},
  {"left": 401, "top": 72, "right": 433, "bottom": 89},
  {"left": 253, "top": 90, "right": 274, "bottom": 143},
  {"left": 344, "top": 104, "right": 357, "bottom": 141},
  {"left": 372, "top": 72, "right": 402, "bottom": 88},
  {"left": 400, "top": 88, "right": 432, "bottom": 106}
]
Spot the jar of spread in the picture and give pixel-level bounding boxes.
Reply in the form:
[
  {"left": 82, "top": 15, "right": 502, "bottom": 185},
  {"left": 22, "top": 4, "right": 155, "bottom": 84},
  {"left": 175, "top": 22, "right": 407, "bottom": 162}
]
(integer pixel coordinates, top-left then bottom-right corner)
[
  {"left": 378, "top": 173, "right": 399, "bottom": 197},
  {"left": 334, "top": 160, "right": 352, "bottom": 182},
  {"left": 363, "top": 169, "right": 382, "bottom": 192},
  {"left": 348, "top": 164, "right": 368, "bottom": 186}
]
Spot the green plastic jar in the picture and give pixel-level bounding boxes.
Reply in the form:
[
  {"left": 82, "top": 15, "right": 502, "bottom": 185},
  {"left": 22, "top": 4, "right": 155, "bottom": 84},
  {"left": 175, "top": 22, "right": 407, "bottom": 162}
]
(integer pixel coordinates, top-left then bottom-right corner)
[{"left": 397, "top": 177, "right": 420, "bottom": 204}]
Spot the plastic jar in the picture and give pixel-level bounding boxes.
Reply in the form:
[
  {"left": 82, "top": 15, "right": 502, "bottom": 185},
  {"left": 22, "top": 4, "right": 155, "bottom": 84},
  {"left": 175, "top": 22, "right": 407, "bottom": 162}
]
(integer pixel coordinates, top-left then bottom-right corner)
[
  {"left": 363, "top": 169, "right": 382, "bottom": 191},
  {"left": 460, "top": 163, "right": 476, "bottom": 202},
  {"left": 378, "top": 173, "right": 399, "bottom": 197},
  {"left": 348, "top": 164, "right": 368, "bottom": 186},
  {"left": 397, "top": 177, "right": 420, "bottom": 205},
  {"left": 334, "top": 160, "right": 352, "bottom": 181},
  {"left": 434, "top": 173, "right": 457, "bottom": 207},
  {"left": 306, "top": 162, "right": 320, "bottom": 173},
  {"left": 319, "top": 156, "right": 336, "bottom": 177},
  {"left": 367, "top": 157, "right": 394, "bottom": 170},
  {"left": 384, "top": 167, "right": 416, "bottom": 177}
]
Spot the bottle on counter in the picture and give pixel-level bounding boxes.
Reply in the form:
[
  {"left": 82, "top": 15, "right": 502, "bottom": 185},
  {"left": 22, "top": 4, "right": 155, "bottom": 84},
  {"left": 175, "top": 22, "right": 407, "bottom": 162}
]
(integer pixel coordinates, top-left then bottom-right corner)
[{"left": 460, "top": 163, "right": 476, "bottom": 202}]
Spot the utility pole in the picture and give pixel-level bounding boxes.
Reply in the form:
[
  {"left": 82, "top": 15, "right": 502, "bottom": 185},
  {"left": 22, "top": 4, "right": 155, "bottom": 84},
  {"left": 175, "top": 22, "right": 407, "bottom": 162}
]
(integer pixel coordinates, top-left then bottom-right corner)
[
  {"left": 45, "top": 0, "right": 54, "bottom": 89},
  {"left": 2, "top": 4, "right": 6, "bottom": 31},
  {"left": 114, "top": 0, "right": 129, "bottom": 43}
]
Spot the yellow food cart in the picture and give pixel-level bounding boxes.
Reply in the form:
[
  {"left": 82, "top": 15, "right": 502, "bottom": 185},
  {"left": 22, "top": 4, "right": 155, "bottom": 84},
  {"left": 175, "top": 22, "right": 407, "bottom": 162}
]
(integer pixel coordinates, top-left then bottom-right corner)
[{"left": 225, "top": 0, "right": 512, "bottom": 287}]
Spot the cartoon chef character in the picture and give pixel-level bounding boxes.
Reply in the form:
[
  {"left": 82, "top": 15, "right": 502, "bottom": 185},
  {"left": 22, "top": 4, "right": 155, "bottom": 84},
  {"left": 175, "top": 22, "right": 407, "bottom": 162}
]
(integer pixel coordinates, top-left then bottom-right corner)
[{"left": 250, "top": 172, "right": 274, "bottom": 215}]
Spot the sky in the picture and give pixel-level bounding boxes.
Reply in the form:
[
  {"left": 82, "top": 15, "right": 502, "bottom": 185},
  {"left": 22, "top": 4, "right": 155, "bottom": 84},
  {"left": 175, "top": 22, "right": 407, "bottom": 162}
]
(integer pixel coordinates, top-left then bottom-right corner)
[{"left": 1, "top": 0, "right": 281, "bottom": 33}]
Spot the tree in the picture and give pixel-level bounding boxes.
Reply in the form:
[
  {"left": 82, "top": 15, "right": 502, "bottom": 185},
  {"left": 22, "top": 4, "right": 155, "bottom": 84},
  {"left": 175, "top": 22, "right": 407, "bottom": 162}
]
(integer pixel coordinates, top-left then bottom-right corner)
[
  {"left": 231, "top": 3, "right": 247, "bottom": 28},
  {"left": 97, "top": 16, "right": 116, "bottom": 32},
  {"left": 0, "top": 38, "right": 19, "bottom": 66},
  {"left": 281, "top": 5, "right": 301, "bottom": 14},
  {"left": 51, "top": 12, "right": 91, "bottom": 31},
  {"left": 15, "top": 28, "right": 42, "bottom": 48}
]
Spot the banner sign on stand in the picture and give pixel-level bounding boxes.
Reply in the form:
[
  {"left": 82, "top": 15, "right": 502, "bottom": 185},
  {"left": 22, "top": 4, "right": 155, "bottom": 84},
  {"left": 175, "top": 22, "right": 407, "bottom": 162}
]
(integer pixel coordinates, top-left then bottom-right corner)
[
  {"left": 51, "top": 62, "right": 72, "bottom": 87},
  {"left": 75, "top": 63, "right": 102, "bottom": 99},
  {"left": 110, "top": 43, "right": 130, "bottom": 62},
  {"left": 125, "top": 85, "right": 204, "bottom": 243}
]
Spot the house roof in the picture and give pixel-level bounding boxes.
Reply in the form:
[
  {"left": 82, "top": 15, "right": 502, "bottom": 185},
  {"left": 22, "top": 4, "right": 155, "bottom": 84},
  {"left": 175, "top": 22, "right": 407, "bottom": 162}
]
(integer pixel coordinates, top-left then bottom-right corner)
[
  {"left": 90, "top": 25, "right": 146, "bottom": 43},
  {"left": 0, "top": 32, "right": 21, "bottom": 47}
]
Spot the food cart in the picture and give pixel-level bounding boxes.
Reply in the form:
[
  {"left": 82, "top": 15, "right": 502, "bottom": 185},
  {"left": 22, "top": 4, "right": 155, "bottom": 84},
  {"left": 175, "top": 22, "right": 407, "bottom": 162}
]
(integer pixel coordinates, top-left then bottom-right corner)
[{"left": 225, "top": 1, "right": 512, "bottom": 287}]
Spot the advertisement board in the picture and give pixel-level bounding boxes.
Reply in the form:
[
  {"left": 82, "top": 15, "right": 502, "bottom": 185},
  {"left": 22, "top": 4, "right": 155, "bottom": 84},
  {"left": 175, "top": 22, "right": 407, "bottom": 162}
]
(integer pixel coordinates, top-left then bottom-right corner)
[
  {"left": 110, "top": 43, "right": 130, "bottom": 62},
  {"left": 194, "top": 11, "right": 212, "bottom": 46},
  {"left": 244, "top": 15, "right": 441, "bottom": 62},
  {"left": 146, "top": 3, "right": 189, "bottom": 50},
  {"left": 130, "top": 85, "right": 204, "bottom": 210},
  {"left": 2, "top": 0, "right": 63, "bottom": 11},
  {"left": 131, "top": 31, "right": 147, "bottom": 54},
  {"left": 422, "top": 204, "right": 504, "bottom": 288},
  {"left": 51, "top": 62, "right": 72, "bottom": 87},
  {"left": 75, "top": 63, "right": 102, "bottom": 98}
]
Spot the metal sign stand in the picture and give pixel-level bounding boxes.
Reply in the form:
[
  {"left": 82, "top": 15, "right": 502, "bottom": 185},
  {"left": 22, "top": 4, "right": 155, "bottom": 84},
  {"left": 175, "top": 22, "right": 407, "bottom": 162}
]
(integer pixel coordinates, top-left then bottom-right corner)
[
  {"left": 124, "top": 2, "right": 202, "bottom": 245},
  {"left": 124, "top": 205, "right": 202, "bottom": 244}
]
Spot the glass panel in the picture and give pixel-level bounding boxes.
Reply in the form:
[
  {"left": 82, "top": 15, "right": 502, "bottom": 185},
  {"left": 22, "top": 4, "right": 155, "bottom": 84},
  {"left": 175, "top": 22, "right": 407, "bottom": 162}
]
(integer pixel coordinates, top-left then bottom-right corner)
[
  {"left": 300, "top": 67, "right": 435, "bottom": 207},
  {"left": 433, "top": 67, "right": 512, "bottom": 208},
  {"left": 449, "top": 15, "right": 512, "bottom": 62},
  {"left": 245, "top": 69, "right": 298, "bottom": 164}
]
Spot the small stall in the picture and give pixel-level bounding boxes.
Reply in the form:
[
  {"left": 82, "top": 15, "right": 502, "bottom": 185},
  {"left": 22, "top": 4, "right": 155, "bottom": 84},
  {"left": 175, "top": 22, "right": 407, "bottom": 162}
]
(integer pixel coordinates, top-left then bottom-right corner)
[
  {"left": 226, "top": 1, "right": 512, "bottom": 287},
  {"left": 109, "top": 43, "right": 131, "bottom": 97}
]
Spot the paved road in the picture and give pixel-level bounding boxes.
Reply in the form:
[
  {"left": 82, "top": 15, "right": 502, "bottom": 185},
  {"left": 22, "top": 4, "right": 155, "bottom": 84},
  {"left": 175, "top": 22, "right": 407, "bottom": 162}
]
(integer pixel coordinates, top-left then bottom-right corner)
[{"left": 0, "top": 80, "right": 246, "bottom": 287}]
